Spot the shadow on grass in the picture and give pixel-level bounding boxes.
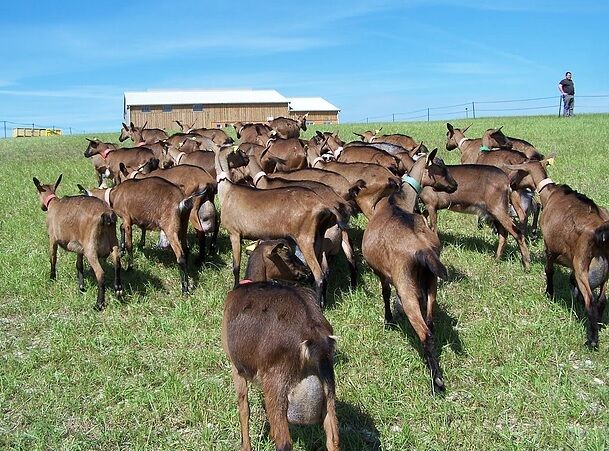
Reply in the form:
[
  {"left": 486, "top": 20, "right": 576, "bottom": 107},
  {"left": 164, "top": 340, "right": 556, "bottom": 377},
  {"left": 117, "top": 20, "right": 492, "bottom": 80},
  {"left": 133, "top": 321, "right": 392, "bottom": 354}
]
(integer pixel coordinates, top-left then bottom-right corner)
[
  {"left": 440, "top": 230, "right": 545, "bottom": 266},
  {"left": 281, "top": 401, "right": 381, "bottom": 451},
  {"left": 545, "top": 267, "right": 609, "bottom": 337},
  {"left": 107, "top": 265, "right": 165, "bottom": 301}
]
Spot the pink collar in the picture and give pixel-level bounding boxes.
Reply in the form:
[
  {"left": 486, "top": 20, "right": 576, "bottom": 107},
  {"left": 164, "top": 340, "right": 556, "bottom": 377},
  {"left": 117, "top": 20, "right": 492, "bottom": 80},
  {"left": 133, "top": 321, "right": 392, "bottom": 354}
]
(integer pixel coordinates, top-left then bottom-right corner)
[
  {"left": 457, "top": 137, "right": 470, "bottom": 148},
  {"left": 252, "top": 171, "right": 266, "bottom": 186},
  {"left": 100, "top": 148, "right": 113, "bottom": 159},
  {"left": 239, "top": 279, "right": 254, "bottom": 285},
  {"left": 43, "top": 193, "right": 57, "bottom": 209},
  {"left": 104, "top": 188, "right": 113, "bottom": 207},
  {"left": 175, "top": 151, "right": 186, "bottom": 165},
  {"left": 136, "top": 141, "right": 147, "bottom": 146}
]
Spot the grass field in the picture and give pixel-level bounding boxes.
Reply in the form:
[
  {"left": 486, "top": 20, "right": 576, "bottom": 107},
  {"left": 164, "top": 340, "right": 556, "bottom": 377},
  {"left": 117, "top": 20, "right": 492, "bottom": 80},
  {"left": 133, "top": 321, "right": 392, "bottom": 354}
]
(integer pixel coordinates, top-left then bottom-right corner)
[{"left": 1, "top": 114, "right": 608, "bottom": 450}]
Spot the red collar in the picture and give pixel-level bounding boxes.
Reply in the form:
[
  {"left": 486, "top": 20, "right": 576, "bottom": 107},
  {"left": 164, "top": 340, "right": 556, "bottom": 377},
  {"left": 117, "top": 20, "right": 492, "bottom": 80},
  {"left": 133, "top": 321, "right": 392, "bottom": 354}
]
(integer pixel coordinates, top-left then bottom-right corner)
[{"left": 43, "top": 193, "right": 57, "bottom": 209}]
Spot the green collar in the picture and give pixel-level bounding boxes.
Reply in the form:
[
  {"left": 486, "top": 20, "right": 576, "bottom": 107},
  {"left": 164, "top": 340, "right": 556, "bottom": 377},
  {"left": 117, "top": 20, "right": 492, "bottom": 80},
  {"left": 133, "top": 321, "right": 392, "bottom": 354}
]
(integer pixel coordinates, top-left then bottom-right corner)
[
  {"left": 401, "top": 175, "right": 422, "bottom": 194},
  {"left": 479, "top": 146, "right": 491, "bottom": 152}
]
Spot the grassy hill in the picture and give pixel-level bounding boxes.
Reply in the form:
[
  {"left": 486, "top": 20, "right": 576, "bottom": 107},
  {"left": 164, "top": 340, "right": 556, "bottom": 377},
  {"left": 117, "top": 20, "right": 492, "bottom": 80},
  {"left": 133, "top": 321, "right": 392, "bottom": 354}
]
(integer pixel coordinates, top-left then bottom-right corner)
[{"left": 1, "top": 114, "right": 608, "bottom": 449}]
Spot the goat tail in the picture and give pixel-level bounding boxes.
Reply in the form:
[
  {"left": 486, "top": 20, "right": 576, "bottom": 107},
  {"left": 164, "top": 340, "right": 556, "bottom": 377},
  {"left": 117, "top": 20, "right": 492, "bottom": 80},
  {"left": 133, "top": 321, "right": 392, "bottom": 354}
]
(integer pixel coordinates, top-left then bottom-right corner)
[
  {"left": 594, "top": 221, "right": 609, "bottom": 247},
  {"left": 347, "top": 179, "right": 367, "bottom": 200},
  {"left": 329, "top": 205, "right": 349, "bottom": 231},
  {"left": 178, "top": 188, "right": 208, "bottom": 213},
  {"left": 100, "top": 211, "right": 117, "bottom": 227},
  {"left": 414, "top": 249, "right": 448, "bottom": 280}
]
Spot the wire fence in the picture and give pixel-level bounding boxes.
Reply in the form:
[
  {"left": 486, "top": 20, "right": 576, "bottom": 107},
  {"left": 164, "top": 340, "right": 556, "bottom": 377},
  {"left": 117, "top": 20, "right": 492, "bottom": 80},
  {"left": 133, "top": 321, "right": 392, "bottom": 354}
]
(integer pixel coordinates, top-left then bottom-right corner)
[
  {"left": 0, "top": 120, "right": 87, "bottom": 139},
  {"left": 355, "top": 94, "right": 609, "bottom": 124}
]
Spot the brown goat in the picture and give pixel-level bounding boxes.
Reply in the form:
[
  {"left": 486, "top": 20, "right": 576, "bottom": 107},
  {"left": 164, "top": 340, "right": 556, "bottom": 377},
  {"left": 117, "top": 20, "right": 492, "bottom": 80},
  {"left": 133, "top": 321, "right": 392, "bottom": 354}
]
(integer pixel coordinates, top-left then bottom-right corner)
[
  {"left": 174, "top": 121, "right": 233, "bottom": 145},
  {"left": 84, "top": 143, "right": 157, "bottom": 185},
  {"left": 84, "top": 138, "right": 119, "bottom": 188},
  {"left": 79, "top": 177, "right": 202, "bottom": 294},
  {"left": 33, "top": 175, "right": 122, "bottom": 310},
  {"left": 506, "top": 159, "right": 609, "bottom": 348},
  {"left": 354, "top": 129, "right": 429, "bottom": 155},
  {"left": 119, "top": 122, "right": 168, "bottom": 145},
  {"left": 120, "top": 163, "right": 218, "bottom": 263},
  {"left": 215, "top": 146, "right": 343, "bottom": 306},
  {"left": 419, "top": 164, "right": 531, "bottom": 269},
  {"left": 446, "top": 123, "right": 540, "bottom": 235},
  {"left": 362, "top": 155, "right": 448, "bottom": 393},
  {"left": 481, "top": 126, "right": 544, "bottom": 160},
  {"left": 245, "top": 157, "right": 359, "bottom": 287},
  {"left": 268, "top": 114, "right": 308, "bottom": 139},
  {"left": 222, "top": 282, "right": 339, "bottom": 450},
  {"left": 255, "top": 136, "right": 308, "bottom": 172},
  {"left": 243, "top": 239, "right": 312, "bottom": 284}
]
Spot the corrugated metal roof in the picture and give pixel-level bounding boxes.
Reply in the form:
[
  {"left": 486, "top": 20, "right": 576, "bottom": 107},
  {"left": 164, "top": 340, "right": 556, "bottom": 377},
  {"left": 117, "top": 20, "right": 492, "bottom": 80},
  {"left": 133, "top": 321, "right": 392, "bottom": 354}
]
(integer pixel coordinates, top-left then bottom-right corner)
[
  {"left": 288, "top": 97, "right": 340, "bottom": 112},
  {"left": 124, "top": 89, "right": 288, "bottom": 106}
]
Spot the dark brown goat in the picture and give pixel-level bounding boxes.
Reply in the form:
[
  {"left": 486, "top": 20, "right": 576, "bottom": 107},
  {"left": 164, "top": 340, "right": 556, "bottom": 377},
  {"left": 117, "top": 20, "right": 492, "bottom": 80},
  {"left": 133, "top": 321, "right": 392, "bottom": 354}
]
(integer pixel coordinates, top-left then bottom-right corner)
[
  {"left": 233, "top": 121, "right": 273, "bottom": 144},
  {"left": 222, "top": 282, "right": 339, "bottom": 451},
  {"left": 33, "top": 175, "right": 122, "bottom": 310},
  {"left": 505, "top": 159, "right": 609, "bottom": 348},
  {"left": 354, "top": 129, "right": 429, "bottom": 156},
  {"left": 243, "top": 239, "right": 311, "bottom": 283},
  {"left": 79, "top": 177, "right": 202, "bottom": 293},
  {"left": 268, "top": 114, "right": 308, "bottom": 139},
  {"left": 216, "top": 146, "right": 343, "bottom": 306},
  {"left": 419, "top": 164, "right": 531, "bottom": 269},
  {"left": 362, "top": 155, "right": 448, "bottom": 393}
]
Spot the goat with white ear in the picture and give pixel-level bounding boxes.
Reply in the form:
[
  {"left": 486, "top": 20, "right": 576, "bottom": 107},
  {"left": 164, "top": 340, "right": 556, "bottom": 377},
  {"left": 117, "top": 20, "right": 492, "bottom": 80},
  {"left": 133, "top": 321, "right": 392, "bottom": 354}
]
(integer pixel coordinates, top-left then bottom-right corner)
[{"left": 33, "top": 174, "right": 122, "bottom": 310}]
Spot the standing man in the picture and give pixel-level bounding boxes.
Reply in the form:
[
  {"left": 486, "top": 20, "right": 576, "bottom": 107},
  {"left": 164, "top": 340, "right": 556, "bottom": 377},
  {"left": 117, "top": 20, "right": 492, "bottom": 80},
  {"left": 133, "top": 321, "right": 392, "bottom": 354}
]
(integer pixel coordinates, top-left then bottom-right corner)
[{"left": 558, "top": 71, "right": 575, "bottom": 117}]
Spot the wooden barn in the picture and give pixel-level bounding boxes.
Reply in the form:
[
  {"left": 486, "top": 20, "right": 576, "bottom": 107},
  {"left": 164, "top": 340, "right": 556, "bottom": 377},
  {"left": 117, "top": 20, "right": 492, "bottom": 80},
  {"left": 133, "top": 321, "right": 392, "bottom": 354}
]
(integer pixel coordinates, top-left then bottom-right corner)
[
  {"left": 288, "top": 97, "right": 340, "bottom": 124},
  {"left": 123, "top": 90, "right": 340, "bottom": 130},
  {"left": 123, "top": 90, "right": 290, "bottom": 130}
]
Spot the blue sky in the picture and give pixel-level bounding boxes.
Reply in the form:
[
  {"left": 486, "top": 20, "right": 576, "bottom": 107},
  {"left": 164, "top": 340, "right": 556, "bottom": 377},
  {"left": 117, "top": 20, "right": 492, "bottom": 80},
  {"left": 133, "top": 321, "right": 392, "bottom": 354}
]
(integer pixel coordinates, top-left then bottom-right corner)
[{"left": 1, "top": 0, "right": 607, "bottom": 134}]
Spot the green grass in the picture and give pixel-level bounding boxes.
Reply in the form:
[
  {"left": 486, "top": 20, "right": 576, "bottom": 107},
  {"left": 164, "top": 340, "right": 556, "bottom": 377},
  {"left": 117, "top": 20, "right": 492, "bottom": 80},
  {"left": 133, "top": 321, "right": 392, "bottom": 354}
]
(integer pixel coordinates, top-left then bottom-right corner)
[{"left": 1, "top": 114, "right": 609, "bottom": 450}]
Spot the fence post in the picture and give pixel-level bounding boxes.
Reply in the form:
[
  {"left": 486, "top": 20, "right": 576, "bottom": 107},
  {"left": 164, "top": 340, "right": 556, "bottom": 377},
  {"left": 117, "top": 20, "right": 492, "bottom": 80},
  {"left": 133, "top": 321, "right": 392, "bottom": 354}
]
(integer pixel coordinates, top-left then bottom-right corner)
[
  {"left": 392, "top": 113, "right": 395, "bottom": 122},
  {"left": 472, "top": 102, "right": 476, "bottom": 119},
  {"left": 465, "top": 107, "right": 468, "bottom": 119},
  {"left": 427, "top": 108, "right": 430, "bottom": 122},
  {"left": 69, "top": 127, "right": 72, "bottom": 135},
  {"left": 558, "top": 96, "right": 562, "bottom": 117},
  {"left": 366, "top": 117, "right": 369, "bottom": 124},
  {"left": 3, "top": 121, "right": 6, "bottom": 139}
]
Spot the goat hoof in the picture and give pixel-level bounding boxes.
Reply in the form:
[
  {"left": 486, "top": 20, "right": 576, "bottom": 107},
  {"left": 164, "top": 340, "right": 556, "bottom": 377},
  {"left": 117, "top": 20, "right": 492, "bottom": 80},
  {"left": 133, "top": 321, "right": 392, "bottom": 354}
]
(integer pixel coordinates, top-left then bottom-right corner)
[
  {"left": 586, "top": 339, "right": 599, "bottom": 350},
  {"left": 93, "top": 303, "right": 105, "bottom": 312},
  {"left": 433, "top": 376, "right": 446, "bottom": 394},
  {"left": 79, "top": 285, "right": 86, "bottom": 293},
  {"left": 115, "top": 287, "right": 124, "bottom": 296}
]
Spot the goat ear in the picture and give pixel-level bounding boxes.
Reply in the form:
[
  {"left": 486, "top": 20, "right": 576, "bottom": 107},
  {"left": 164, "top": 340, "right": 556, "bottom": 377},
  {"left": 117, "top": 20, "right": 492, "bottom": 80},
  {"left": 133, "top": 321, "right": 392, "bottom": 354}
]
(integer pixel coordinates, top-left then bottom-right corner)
[
  {"left": 33, "top": 177, "right": 44, "bottom": 192},
  {"left": 462, "top": 123, "right": 472, "bottom": 133},
  {"left": 446, "top": 123, "right": 454, "bottom": 132},
  {"left": 122, "top": 122, "right": 129, "bottom": 130},
  {"left": 497, "top": 125, "right": 503, "bottom": 132},
  {"left": 130, "top": 122, "right": 135, "bottom": 130},
  {"left": 76, "top": 184, "right": 87, "bottom": 194},
  {"left": 353, "top": 132, "right": 363, "bottom": 138},
  {"left": 54, "top": 174, "right": 63, "bottom": 191},
  {"left": 141, "top": 121, "right": 148, "bottom": 130},
  {"left": 269, "top": 241, "right": 287, "bottom": 255},
  {"left": 119, "top": 163, "right": 128, "bottom": 176},
  {"left": 427, "top": 148, "right": 438, "bottom": 163}
]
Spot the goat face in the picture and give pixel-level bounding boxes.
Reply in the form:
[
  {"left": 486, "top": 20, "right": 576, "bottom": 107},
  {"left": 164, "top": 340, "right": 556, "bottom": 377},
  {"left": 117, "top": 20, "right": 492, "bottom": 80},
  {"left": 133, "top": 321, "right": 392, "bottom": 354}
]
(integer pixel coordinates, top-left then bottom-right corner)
[{"left": 425, "top": 158, "right": 458, "bottom": 193}]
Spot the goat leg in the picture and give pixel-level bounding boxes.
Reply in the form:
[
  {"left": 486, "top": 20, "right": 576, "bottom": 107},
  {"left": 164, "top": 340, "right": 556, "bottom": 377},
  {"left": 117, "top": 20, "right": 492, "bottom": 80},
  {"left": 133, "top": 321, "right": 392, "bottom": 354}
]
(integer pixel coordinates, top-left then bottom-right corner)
[
  {"left": 49, "top": 241, "right": 58, "bottom": 280},
  {"left": 195, "top": 230, "right": 206, "bottom": 266},
  {"left": 230, "top": 234, "right": 242, "bottom": 288},
  {"left": 231, "top": 365, "right": 252, "bottom": 451},
  {"left": 76, "top": 253, "right": 85, "bottom": 292},
  {"left": 119, "top": 224, "right": 126, "bottom": 255},
  {"left": 112, "top": 246, "right": 123, "bottom": 296},
  {"left": 86, "top": 251, "right": 106, "bottom": 311},
  {"left": 262, "top": 376, "right": 292, "bottom": 451},
  {"left": 139, "top": 227, "right": 147, "bottom": 248},
  {"left": 544, "top": 250, "right": 556, "bottom": 299},
  {"left": 380, "top": 277, "right": 394, "bottom": 326},
  {"left": 574, "top": 266, "right": 599, "bottom": 349},
  {"left": 123, "top": 223, "right": 134, "bottom": 270},
  {"left": 341, "top": 230, "right": 358, "bottom": 288}
]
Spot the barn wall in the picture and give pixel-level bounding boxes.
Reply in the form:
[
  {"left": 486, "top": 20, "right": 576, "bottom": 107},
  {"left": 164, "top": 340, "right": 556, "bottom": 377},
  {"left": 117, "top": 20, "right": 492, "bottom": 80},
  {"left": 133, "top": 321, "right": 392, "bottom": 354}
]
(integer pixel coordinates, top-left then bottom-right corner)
[
  {"left": 288, "top": 110, "right": 339, "bottom": 124},
  {"left": 128, "top": 103, "right": 290, "bottom": 130}
]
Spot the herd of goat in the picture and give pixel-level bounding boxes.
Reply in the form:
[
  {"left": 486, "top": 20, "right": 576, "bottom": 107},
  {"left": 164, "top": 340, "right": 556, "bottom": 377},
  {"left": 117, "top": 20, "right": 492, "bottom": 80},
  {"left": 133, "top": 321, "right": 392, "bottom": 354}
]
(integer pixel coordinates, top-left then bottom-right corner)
[{"left": 32, "top": 115, "right": 609, "bottom": 450}]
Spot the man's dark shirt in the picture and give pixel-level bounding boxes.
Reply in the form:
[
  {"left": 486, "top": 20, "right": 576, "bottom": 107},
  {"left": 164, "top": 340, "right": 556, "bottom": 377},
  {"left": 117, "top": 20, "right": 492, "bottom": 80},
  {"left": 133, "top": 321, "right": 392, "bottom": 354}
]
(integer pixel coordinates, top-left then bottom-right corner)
[{"left": 560, "top": 78, "right": 575, "bottom": 95}]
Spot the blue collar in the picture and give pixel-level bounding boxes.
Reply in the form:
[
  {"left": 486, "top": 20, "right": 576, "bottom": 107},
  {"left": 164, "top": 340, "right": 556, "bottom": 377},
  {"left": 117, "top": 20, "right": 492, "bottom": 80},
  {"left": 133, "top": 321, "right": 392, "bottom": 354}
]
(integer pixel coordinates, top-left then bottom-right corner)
[{"left": 401, "top": 175, "right": 422, "bottom": 194}]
